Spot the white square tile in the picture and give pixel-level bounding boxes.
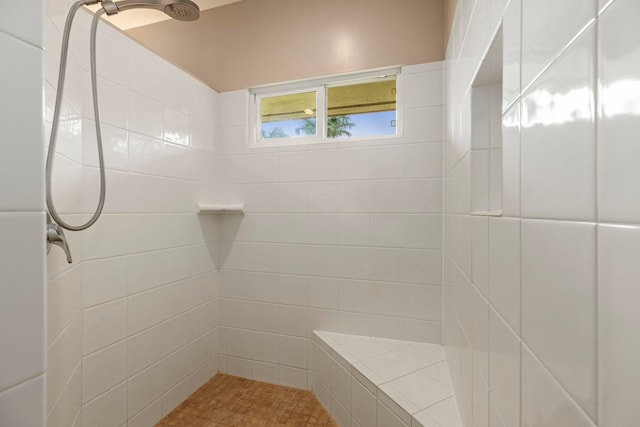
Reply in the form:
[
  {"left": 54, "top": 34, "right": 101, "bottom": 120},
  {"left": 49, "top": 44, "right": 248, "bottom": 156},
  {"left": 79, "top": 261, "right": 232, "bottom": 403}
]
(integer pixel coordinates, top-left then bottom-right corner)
[
  {"left": 307, "top": 214, "right": 338, "bottom": 245},
  {"left": 597, "top": 0, "right": 640, "bottom": 223},
  {"left": 307, "top": 181, "right": 339, "bottom": 213},
  {"left": 279, "top": 335, "right": 308, "bottom": 369},
  {"left": 403, "top": 108, "right": 442, "bottom": 144},
  {"left": 82, "top": 341, "right": 127, "bottom": 403},
  {"left": 339, "top": 181, "right": 370, "bottom": 213},
  {"left": 381, "top": 370, "right": 452, "bottom": 413},
  {"left": 162, "top": 63, "right": 192, "bottom": 114},
  {"left": 0, "top": 1, "right": 43, "bottom": 47},
  {"left": 0, "top": 375, "right": 44, "bottom": 427},
  {"left": 370, "top": 281, "right": 405, "bottom": 317},
  {"left": 128, "top": 287, "right": 164, "bottom": 335},
  {"left": 521, "top": 219, "right": 596, "bottom": 418},
  {"left": 521, "top": 0, "right": 596, "bottom": 88},
  {"left": 163, "top": 107, "right": 190, "bottom": 146},
  {"left": 370, "top": 145, "right": 405, "bottom": 179},
  {"left": 378, "top": 399, "right": 408, "bottom": 427},
  {"left": 338, "top": 279, "right": 370, "bottom": 314},
  {"left": 522, "top": 347, "right": 596, "bottom": 427},
  {"left": 129, "top": 45, "right": 163, "bottom": 101},
  {"left": 0, "top": 35, "right": 43, "bottom": 211},
  {"left": 280, "top": 183, "right": 308, "bottom": 213},
  {"left": 307, "top": 279, "right": 337, "bottom": 312},
  {"left": 404, "top": 285, "right": 442, "bottom": 322},
  {"left": 307, "top": 245, "right": 338, "bottom": 277},
  {"left": 339, "top": 214, "right": 370, "bottom": 246},
  {"left": 502, "top": 0, "right": 522, "bottom": 110},
  {"left": 351, "top": 378, "right": 377, "bottom": 427},
  {"left": 338, "top": 248, "right": 370, "bottom": 280},
  {"left": 332, "top": 358, "right": 352, "bottom": 410},
  {"left": 370, "top": 248, "right": 405, "bottom": 283},
  {"left": 405, "top": 215, "right": 441, "bottom": 250},
  {"left": 161, "top": 378, "right": 190, "bottom": 416},
  {"left": 278, "top": 305, "right": 308, "bottom": 337},
  {"left": 0, "top": 212, "right": 45, "bottom": 391},
  {"left": 128, "top": 398, "right": 162, "bottom": 427},
  {"left": 404, "top": 142, "right": 442, "bottom": 179},
  {"left": 85, "top": 75, "right": 129, "bottom": 129},
  {"left": 471, "top": 216, "right": 489, "bottom": 296},
  {"left": 279, "top": 214, "right": 308, "bottom": 244},
  {"left": 405, "top": 179, "right": 442, "bottom": 213},
  {"left": 404, "top": 249, "right": 442, "bottom": 285},
  {"left": 419, "top": 396, "right": 462, "bottom": 427},
  {"left": 307, "top": 149, "right": 339, "bottom": 181},
  {"left": 520, "top": 27, "right": 596, "bottom": 221},
  {"left": 598, "top": 224, "right": 640, "bottom": 426},
  {"left": 129, "top": 92, "right": 163, "bottom": 139},
  {"left": 501, "top": 104, "right": 521, "bottom": 217},
  {"left": 371, "top": 180, "right": 407, "bottom": 213},
  {"left": 280, "top": 151, "right": 308, "bottom": 182},
  {"left": 403, "top": 71, "right": 443, "bottom": 108},
  {"left": 331, "top": 396, "right": 350, "bottom": 427},
  {"left": 128, "top": 361, "right": 163, "bottom": 417},
  {"left": 252, "top": 361, "right": 279, "bottom": 384},
  {"left": 488, "top": 308, "right": 520, "bottom": 427},
  {"left": 278, "top": 365, "right": 307, "bottom": 389},
  {"left": 339, "top": 147, "right": 370, "bottom": 180},
  {"left": 82, "top": 381, "right": 127, "bottom": 427},
  {"left": 360, "top": 352, "right": 415, "bottom": 383},
  {"left": 128, "top": 325, "right": 164, "bottom": 376},
  {"left": 370, "top": 215, "right": 405, "bottom": 247},
  {"left": 488, "top": 218, "right": 520, "bottom": 332},
  {"left": 393, "top": 343, "right": 443, "bottom": 370},
  {"left": 82, "top": 299, "right": 127, "bottom": 356}
]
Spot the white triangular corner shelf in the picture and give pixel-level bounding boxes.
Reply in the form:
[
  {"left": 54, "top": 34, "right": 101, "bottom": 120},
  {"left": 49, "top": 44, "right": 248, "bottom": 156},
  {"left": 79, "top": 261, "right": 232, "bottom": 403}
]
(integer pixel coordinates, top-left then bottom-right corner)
[{"left": 197, "top": 203, "right": 245, "bottom": 214}]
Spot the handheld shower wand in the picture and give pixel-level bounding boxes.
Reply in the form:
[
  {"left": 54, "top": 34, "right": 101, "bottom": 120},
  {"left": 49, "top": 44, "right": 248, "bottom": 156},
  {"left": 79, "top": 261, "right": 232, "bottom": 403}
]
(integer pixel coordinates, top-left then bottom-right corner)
[{"left": 46, "top": 0, "right": 200, "bottom": 262}]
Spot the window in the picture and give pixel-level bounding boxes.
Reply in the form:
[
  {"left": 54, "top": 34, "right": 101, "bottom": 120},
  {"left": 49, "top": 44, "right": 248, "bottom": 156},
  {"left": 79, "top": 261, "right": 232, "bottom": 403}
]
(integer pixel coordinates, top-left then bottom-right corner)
[{"left": 249, "top": 67, "right": 401, "bottom": 146}]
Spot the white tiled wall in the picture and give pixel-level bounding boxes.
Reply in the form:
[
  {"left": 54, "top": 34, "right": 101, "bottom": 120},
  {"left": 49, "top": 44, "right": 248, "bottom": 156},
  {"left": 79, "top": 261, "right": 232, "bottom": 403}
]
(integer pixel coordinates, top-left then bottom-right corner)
[
  {"left": 44, "top": 2, "right": 220, "bottom": 426},
  {"left": 444, "top": 0, "right": 640, "bottom": 426},
  {"left": 0, "top": 1, "right": 46, "bottom": 426},
  {"left": 214, "top": 62, "right": 444, "bottom": 387}
]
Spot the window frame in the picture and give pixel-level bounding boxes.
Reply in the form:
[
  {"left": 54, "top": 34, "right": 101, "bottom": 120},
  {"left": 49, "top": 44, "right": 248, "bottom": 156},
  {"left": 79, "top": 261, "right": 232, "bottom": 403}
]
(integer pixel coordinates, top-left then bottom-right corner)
[
  {"left": 254, "top": 86, "right": 325, "bottom": 147},
  {"left": 248, "top": 66, "right": 402, "bottom": 147}
]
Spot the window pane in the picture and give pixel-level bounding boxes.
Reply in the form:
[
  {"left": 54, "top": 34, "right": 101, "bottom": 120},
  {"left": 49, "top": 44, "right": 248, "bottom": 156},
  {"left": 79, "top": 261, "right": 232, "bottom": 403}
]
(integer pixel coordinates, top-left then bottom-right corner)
[
  {"left": 260, "top": 91, "right": 317, "bottom": 140},
  {"left": 327, "top": 79, "right": 397, "bottom": 139}
]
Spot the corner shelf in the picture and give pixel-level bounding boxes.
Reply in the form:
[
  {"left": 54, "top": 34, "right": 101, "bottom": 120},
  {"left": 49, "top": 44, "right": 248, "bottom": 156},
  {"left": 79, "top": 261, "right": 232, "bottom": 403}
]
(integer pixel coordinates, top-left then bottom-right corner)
[{"left": 197, "top": 203, "right": 245, "bottom": 215}]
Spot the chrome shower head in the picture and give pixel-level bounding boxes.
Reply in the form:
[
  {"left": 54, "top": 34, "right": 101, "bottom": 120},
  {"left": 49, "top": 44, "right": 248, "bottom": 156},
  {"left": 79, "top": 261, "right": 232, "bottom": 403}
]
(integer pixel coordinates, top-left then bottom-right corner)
[{"left": 107, "top": 0, "right": 200, "bottom": 21}]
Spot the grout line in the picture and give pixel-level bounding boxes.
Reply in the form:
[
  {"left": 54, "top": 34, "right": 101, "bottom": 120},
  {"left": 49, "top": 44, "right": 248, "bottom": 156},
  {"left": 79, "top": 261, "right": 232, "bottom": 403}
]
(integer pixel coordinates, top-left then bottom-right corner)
[
  {"left": 0, "top": 29, "right": 44, "bottom": 51},
  {"left": 521, "top": 341, "right": 597, "bottom": 425},
  {"left": 46, "top": 361, "right": 81, "bottom": 417},
  {"left": 519, "top": 17, "right": 597, "bottom": 99},
  {"left": 593, "top": 2, "right": 601, "bottom": 424},
  {"left": 0, "top": 372, "right": 45, "bottom": 396}
]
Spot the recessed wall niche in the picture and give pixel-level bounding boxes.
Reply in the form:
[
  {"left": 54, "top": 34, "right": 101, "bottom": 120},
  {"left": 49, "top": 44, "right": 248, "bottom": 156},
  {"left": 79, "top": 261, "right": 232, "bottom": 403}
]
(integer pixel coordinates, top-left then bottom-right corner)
[{"left": 471, "top": 27, "right": 503, "bottom": 215}]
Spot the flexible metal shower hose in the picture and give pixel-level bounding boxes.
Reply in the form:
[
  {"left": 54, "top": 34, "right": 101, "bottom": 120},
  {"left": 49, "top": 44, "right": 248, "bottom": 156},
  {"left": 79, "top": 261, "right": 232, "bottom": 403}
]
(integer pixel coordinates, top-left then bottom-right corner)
[{"left": 45, "top": 1, "right": 107, "bottom": 231}]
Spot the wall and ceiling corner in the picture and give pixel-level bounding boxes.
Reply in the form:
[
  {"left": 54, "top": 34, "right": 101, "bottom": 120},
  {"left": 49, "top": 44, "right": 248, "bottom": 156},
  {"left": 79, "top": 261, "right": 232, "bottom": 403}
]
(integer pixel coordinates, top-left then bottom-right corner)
[
  {"left": 126, "top": 0, "right": 446, "bottom": 92},
  {"left": 0, "top": 2, "right": 47, "bottom": 426}
]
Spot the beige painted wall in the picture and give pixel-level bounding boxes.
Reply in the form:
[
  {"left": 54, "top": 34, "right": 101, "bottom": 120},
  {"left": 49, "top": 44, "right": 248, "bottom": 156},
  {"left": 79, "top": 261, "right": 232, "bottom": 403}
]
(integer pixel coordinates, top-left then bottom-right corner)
[{"left": 128, "top": 0, "right": 444, "bottom": 92}]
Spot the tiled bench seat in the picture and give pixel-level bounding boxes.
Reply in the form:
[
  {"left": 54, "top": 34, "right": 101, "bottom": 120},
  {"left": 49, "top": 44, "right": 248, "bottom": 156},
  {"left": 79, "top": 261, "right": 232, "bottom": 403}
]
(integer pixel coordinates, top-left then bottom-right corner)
[{"left": 311, "top": 331, "right": 462, "bottom": 427}]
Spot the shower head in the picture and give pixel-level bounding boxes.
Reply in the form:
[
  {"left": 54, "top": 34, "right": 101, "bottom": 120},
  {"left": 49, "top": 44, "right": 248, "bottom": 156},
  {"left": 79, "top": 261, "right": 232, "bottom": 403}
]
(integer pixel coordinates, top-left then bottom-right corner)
[{"left": 107, "top": 0, "right": 200, "bottom": 21}]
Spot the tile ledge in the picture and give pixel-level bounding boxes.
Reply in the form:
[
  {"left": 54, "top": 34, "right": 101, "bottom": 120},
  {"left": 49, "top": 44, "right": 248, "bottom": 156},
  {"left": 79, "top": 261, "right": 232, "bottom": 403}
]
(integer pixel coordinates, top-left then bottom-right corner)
[{"left": 311, "top": 330, "right": 463, "bottom": 427}]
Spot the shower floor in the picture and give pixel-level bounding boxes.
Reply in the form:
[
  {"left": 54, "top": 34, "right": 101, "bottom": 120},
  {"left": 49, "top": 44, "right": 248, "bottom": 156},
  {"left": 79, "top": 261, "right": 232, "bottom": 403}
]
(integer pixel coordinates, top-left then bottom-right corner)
[{"left": 155, "top": 373, "right": 337, "bottom": 426}]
